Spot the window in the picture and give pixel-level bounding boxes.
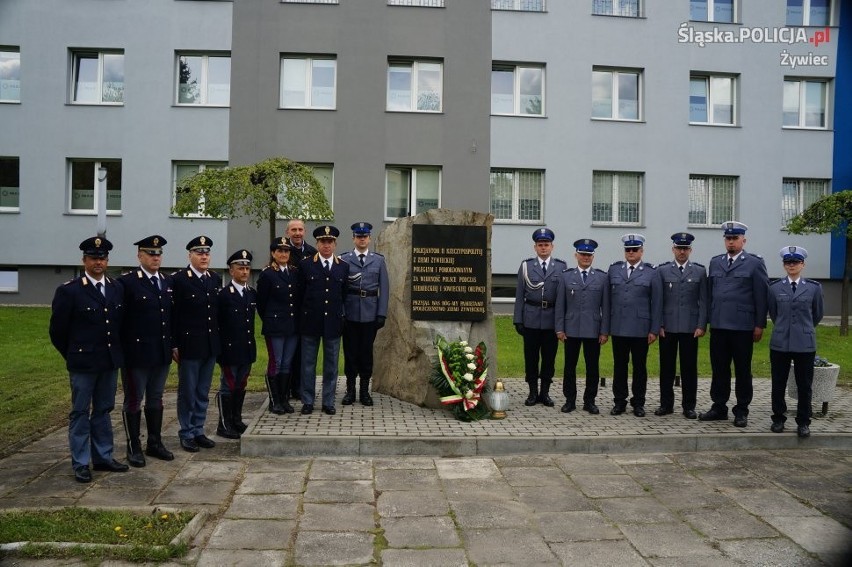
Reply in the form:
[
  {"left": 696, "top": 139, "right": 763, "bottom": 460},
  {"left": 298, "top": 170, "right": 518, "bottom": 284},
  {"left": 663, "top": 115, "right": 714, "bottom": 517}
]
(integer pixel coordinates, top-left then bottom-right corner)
[
  {"left": 387, "top": 60, "right": 443, "bottom": 112},
  {"left": 0, "top": 157, "right": 19, "bottom": 211},
  {"left": 592, "top": 68, "right": 641, "bottom": 120},
  {"left": 690, "top": 0, "right": 735, "bottom": 22},
  {"left": 69, "top": 160, "right": 122, "bottom": 213},
  {"left": 277, "top": 164, "right": 334, "bottom": 220},
  {"left": 689, "top": 74, "right": 735, "bottom": 125},
  {"left": 281, "top": 0, "right": 338, "bottom": 3},
  {"left": 0, "top": 48, "right": 20, "bottom": 103},
  {"left": 688, "top": 175, "right": 736, "bottom": 226},
  {"left": 389, "top": 0, "right": 444, "bottom": 6},
  {"left": 592, "top": 171, "right": 642, "bottom": 225},
  {"left": 491, "top": 64, "right": 544, "bottom": 116},
  {"left": 491, "top": 0, "right": 546, "bottom": 10},
  {"left": 0, "top": 269, "right": 18, "bottom": 293},
  {"left": 71, "top": 51, "right": 124, "bottom": 104},
  {"left": 173, "top": 162, "right": 226, "bottom": 217},
  {"left": 787, "top": 0, "right": 830, "bottom": 26},
  {"left": 176, "top": 53, "right": 231, "bottom": 106},
  {"left": 783, "top": 79, "right": 828, "bottom": 128},
  {"left": 782, "top": 178, "right": 827, "bottom": 224},
  {"left": 490, "top": 169, "right": 543, "bottom": 223},
  {"left": 280, "top": 56, "right": 336, "bottom": 109},
  {"left": 592, "top": 0, "right": 640, "bottom": 17},
  {"left": 385, "top": 167, "right": 440, "bottom": 219}
]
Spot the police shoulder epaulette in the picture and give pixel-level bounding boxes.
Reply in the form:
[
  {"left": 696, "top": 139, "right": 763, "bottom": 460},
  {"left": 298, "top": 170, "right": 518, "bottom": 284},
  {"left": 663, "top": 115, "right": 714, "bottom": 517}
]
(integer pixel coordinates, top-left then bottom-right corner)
[
  {"left": 565, "top": 266, "right": 577, "bottom": 272},
  {"left": 712, "top": 253, "right": 726, "bottom": 260},
  {"left": 372, "top": 251, "right": 384, "bottom": 257},
  {"left": 64, "top": 279, "right": 75, "bottom": 286},
  {"left": 657, "top": 261, "right": 672, "bottom": 267},
  {"left": 524, "top": 257, "right": 536, "bottom": 263},
  {"left": 804, "top": 278, "right": 822, "bottom": 286},
  {"left": 261, "top": 265, "right": 273, "bottom": 272},
  {"left": 610, "top": 260, "right": 622, "bottom": 267},
  {"left": 643, "top": 262, "right": 655, "bottom": 268},
  {"left": 691, "top": 261, "right": 704, "bottom": 267},
  {"left": 552, "top": 257, "right": 568, "bottom": 266},
  {"left": 769, "top": 278, "right": 786, "bottom": 286}
]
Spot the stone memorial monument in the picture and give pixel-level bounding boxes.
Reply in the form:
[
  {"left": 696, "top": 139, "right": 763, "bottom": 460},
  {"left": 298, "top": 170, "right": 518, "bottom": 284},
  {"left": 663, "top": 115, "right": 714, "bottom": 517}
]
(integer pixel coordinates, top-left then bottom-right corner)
[{"left": 373, "top": 209, "right": 496, "bottom": 408}]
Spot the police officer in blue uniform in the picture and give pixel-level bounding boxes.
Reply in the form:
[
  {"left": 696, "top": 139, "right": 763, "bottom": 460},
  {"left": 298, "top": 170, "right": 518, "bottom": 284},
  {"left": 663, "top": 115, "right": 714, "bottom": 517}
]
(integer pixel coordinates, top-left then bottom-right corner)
[
  {"left": 514, "top": 228, "right": 566, "bottom": 407},
  {"left": 119, "top": 235, "right": 174, "bottom": 467},
  {"left": 171, "top": 235, "right": 221, "bottom": 452},
  {"left": 768, "top": 246, "right": 823, "bottom": 438},
  {"left": 607, "top": 234, "right": 662, "bottom": 417},
  {"left": 215, "top": 250, "right": 257, "bottom": 440},
  {"left": 656, "top": 233, "right": 708, "bottom": 419},
  {"left": 299, "top": 225, "right": 350, "bottom": 415},
  {"left": 555, "top": 238, "right": 610, "bottom": 414},
  {"left": 699, "top": 221, "right": 769, "bottom": 428},
  {"left": 341, "top": 222, "right": 390, "bottom": 406},
  {"left": 50, "top": 236, "right": 128, "bottom": 483}
]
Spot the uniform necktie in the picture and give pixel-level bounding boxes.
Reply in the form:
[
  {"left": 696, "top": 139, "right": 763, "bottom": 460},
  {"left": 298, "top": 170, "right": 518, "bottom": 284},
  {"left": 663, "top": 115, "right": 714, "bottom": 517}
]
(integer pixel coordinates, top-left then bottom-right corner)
[
  {"left": 359, "top": 253, "right": 365, "bottom": 266},
  {"left": 96, "top": 282, "right": 105, "bottom": 297},
  {"left": 679, "top": 265, "right": 684, "bottom": 274},
  {"left": 791, "top": 281, "right": 797, "bottom": 294},
  {"left": 324, "top": 260, "right": 330, "bottom": 272},
  {"left": 628, "top": 265, "right": 634, "bottom": 279},
  {"left": 151, "top": 275, "right": 160, "bottom": 291},
  {"left": 581, "top": 270, "right": 587, "bottom": 284},
  {"left": 541, "top": 261, "right": 547, "bottom": 274},
  {"left": 727, "top": 257, "right": 734, "bottom": 267}
]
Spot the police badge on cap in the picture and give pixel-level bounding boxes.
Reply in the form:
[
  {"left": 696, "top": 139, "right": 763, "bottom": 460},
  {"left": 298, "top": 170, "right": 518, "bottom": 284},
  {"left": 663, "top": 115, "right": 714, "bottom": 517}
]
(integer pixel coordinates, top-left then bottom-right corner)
[
  {"left": 186, "top": 235, "right": 213, "bottom": 252},
  {"left": 721, "top": 221, "right": 748, "bottom": 235},
  {"left": 351, "top": 222, "right": 372, "bottom": 236},
  {"left": 779, "top": 246, "right": 807, "bottom": 262},
  {"left": 79, "top": 236, "right": 113, "bottom": 258},
  {"left": 227, "top": 249, "right": 253, "bottom": 266},
  {"left": 134, "top": 235, "right": 167, "bottom": 255},
  {"left": 573, "top": 239, "right": 598, "bottom": 254},
  {"left": 671, "top": 232, "right": 695, "bottom": 248},
  {"left": 621, "top": 234, "right": 645, "bottom": 249},
  {"left": 313, "top": 225, "right": 340, "bottom": 240},
  {"left": 533, "top": 228, "right": 555, "bottom": 242},
  {"left": 270, "top": 236, "right": 292, "bottom": 252}
]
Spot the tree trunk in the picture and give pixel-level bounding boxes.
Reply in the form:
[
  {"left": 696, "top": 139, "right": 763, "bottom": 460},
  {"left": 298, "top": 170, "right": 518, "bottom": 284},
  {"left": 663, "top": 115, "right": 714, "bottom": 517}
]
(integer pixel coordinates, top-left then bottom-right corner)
[
  {"left": 268, "top": 208, "right": 277, "bottom": 247},
  {"left": 841, "top": 237, "right": 851, "bottom": 336}
]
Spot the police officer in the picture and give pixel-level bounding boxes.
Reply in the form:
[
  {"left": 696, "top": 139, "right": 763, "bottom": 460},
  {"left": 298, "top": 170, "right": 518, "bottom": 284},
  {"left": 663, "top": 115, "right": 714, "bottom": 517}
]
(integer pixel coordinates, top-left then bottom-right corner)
[
  {"left": 171, "top": 235, "right": 221, "bottom": 452},
  {"left": 257, "top": 237, "right": 300, "bottom": 415},
  {"left": 768, "top": 246, "right": 823, "bottom": 438},
  {"left": 555, "top": 239, "right": 610, "bottom": 414},
  {"left": 341, "top": 222, "right": 390, "bottom": 406},
  {"left": 514, "top": 228, "right": 566, "bottom": 407},
  {"left": 699, "top": 221, "right": 768, "bottom": 428},
  {"left": 299, "top": 225, "right": 349, "bottom": 415},
  {"left": 607, "top": 234, "right": 662, "bottom": 417},
  {"left": 215, "top": 250, "right": 257, "bottom": 440},
  {"left": 49, "top": 236, "right": 128, "bottom": 483},
  {"left": 656, "top": 233, "right": 708, "bottom": 419},
  {"left": 118, "top": 235, "right": 174, "bottom": 468}
]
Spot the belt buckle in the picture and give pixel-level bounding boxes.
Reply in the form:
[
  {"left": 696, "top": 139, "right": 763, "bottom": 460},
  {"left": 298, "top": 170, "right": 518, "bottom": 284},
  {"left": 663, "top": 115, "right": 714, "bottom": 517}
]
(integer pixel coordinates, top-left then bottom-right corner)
[
  {"left": 541, "top": 301, "right": 549, "bottom": 309},
  {"left": 359, "top": 290, "right": 368, "bottom": 298}
]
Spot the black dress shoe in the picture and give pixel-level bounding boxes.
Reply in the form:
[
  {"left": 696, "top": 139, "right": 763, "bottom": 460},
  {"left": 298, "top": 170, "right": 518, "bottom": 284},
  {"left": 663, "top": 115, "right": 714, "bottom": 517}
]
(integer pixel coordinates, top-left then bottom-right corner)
[
  {"left": 653, "top": 406, "right": 673, "bottom": 416},
  {"left": 733, "top": 415, "right": 748, "bottom": 428},
  {"left": 146, "top": 443, "right": 175, "bottom": 461},
  {"left": 341, "top": 391, "right": 355, "bottom": 405},
  {"left": 93, "top": 459, "right": 130, "bottom": 472},
  {"left": 770, "top": 421, "right": 785, "bottom": 433},
  {"left": 538, "top": 395, "right": 555, "bottom": 407},
  {"left": 797, "top": 424, "right": 810, "bottom": 438},
  {"left": 583, "top": 403, "right": 600, "bottom": 415},
  {"left": 610, "top": 404, "right": 627, "bottom": 415},
  {"left": 633, "top": 406, "right": 646, "bottom": 417},
  {"left": 180, "top": 438, "right": 199, "bottom": 452},
  {"left": 524, "top": 394, "right": 538, "bottom": 406},
  {"left": 561, "top": 402, "right": 576, "bottom": 413},
  {"left": 360, "top": 393, "right": 374, "bottom": 406},
  {"left": 683, "top": 409, "right": 697, "bottom": 419},
  {"left": 322, "top": 405, "right": 336, "bottom": 415},
  {"left": 301, "top": 404, "right": 314, "bottom": 415},
  {"left": 194, "top": 435, "right": 216, "bottom": 449},
  {"left": 74, "top": 466, "right": 92, "bottom": 483},
  {"left": 698, "top": 409, "right": 728, "bottom": 421}
]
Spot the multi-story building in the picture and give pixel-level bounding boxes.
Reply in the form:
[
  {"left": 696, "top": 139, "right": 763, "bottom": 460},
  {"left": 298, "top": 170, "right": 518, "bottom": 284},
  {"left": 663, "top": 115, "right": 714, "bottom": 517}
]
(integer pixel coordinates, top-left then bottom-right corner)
[{"left": 1, "top": 0, "right": 848, "bottom": 311}]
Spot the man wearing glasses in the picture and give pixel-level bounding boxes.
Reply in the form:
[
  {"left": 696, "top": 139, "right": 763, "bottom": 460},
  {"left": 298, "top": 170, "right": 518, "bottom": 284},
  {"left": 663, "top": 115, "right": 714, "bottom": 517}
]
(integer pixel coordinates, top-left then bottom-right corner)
[{"left": 699, "top": 221, "right": 768, "bottom": 428}]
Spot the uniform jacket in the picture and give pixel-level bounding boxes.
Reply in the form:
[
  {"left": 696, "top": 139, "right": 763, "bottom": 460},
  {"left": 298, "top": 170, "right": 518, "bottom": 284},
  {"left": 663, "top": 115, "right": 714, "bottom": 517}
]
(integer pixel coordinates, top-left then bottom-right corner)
[
  {"left": 290, "top": 242, "right": 318, "bottom": 263},
  {"left": 218, "top": 282, "right": 257, "bottom": 365},
  {"left": 256, "top": 262, "right": 301, "bottom": 337},
  {"left": 341, "top": 249, "right": 389, "bottom": 323},
  {"left": 708, "top": 251, "right": 769, "bottom": 331},
  {"left": 607, "top": 261, "right": 663, "bottom": 337},
  {"left": 298, "top": 253, "right": 350, "bottom": 338},
  {"left": 657, "top": 260, "right": 708, "bottom": 334},
  {"left": 513, "top": 256, "right": 567, "bottom": 330},
  {"left": 768, "top": 277, "right": 823, "bottom": 352},
  {"left": 171, "top": 267, "right": 222, "bottom": 359},
  {"left": 49, "top": 275, "right": 124, "bottom": 373},
  {"left": 554, "top": 266, "right": 610, "bottom": 338},
  {"left": 119, "top": 269, "right": 173, "bottom": 367}
]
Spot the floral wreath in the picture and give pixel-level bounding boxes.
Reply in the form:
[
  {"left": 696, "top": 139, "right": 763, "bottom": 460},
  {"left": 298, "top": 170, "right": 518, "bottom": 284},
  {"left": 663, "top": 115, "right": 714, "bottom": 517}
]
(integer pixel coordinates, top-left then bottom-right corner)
[{"left": 430, "top": 335, "right": 490, "bottom": 422}]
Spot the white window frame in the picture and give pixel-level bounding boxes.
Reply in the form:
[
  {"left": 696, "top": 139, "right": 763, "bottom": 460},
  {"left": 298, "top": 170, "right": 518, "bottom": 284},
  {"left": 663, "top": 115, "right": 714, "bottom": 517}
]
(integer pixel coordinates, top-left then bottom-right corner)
[
  {"left": 384, "top": 166, "right": 442, "bottom": 220},
  {"left": 786, "top": 0, "right": 831, "bottom": 26},
  {"left": 0, "top": 156, "right": 19, "bottom": 213},
  {"left": 688, "top": 175, "right": 737, "bottom": 227},
  {"left": 782, "top": 178, "right": 828, "bottom": 226},
  {"left": 175, "top": 52, "right": 231, "bottom": 107},
  {"left": 591, "top": 171, "right": 643, "bottom": 226},
  {"left": 388, "top": 0, "right": 445, "bottom": 6},
  {"left": 386, "top": 59, "right": 443, "bottom": 113},
  {"left": 69, "top": 159, "right": 122, "bottom": 215},
  {"left": 0, "top": 48, "right": 21, "bottom": 103},
  {"left": 490, "top": 169, "right": 544, "bottom": 224},
  {"left": 783, "top": 78, "right": 829, "bottom": 129},
  {"left": 689, "top": 74, "right": 737, "bottom": 125},
  {"left": 491, "top": 0, "right": 547, "bottom": 11},
  {"left": 491, "top": 64, "right": 545, "bottom": 117},
  {"left": 70, "top": 50, "right": 124, "bottom": 105},
  {"left": 591, "top": 0, "right": 641, "bottom": 17},
  {"left": 279, "top": 56, "right": 337, "bottom": 109},
  {"left": 276, "top": 163, "right": 334, "bottom": 221},
  {"left": 172, "top": 162, "right": 226, "bottom": 218},
  {"left": 690, "top": 0, "right": 736, "bottom": 23},
  {"left": 592, "top": 67, "right": 642, "bottom": 121}
]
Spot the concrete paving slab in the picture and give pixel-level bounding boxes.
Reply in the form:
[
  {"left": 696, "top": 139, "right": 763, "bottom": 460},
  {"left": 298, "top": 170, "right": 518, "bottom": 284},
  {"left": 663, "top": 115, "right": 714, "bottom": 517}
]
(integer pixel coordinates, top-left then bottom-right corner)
[
  {"left": 308, "top": 459, "right": 373, "bottom": 480},
  {"left": 76, "top": 487, "right": 159, "bottom": 507},
  {"left": 669, "top": 452, "right": 732, "bottom": 470},
  {"left": 440, "top": 479, "right": 515, "bottom": 501},
  {"left": 434, "top": 457, "right": 500, "bottom": 480},
  {"left": 619, "top": 464, "right": 691, "bottom": 488},
  {"left": 206, "top": 518, "right": 295, "bottom": 550},
  {"left": 596, "top": 497, "right": 680, "bottom": 524},
  {"left": 535, "top": 510, "right": 623, "bottom": 542},
  {"left": 513, "top": 485, "right": 597, "bottom": 512},
  {"left": 174, "top": 460, "right": 243, "bottom": 481},
  {"left": 572, "top": 474, "right": 648, "bottom": 498},
  {"left": 293, "top": 531, "right": 374, "bottom": 566},
  {"left": 382, "top": 516, "right": 460, "bottom": 547},
  {"left": 245, "top": 457, "right": 311, "bottom": 473},
  {"left": 299, "top": 503, "right": 376, "bottom": 532},
  {"left": 554, "top": 454, "right": 625, "bottom": 475},
  {"left": 721, "top": 488, "right": 823, "bottom": 517},
  {"left": 224, "top": 493, "right": 299, "bottom": 519},
  {"left": 493, "top": 454, "right": 559, "bottom": 467},
  {"left": 691, "top": 468, "right": 773, "bottom": 490},
  {"left": 765, "top": 514, "right": 852, "bottom": 559},
  {"left": 373, "top": 457, "right": 436, "bottom": 470},
  {"left": 449, "top": 499, "right": 535, "bottom": 529},
  {"left": 376, "top": 490, "right": 449, "bottom": 517},
  {"left": 380, "top": 548, "right": 467, "bottom": 566},
  {"left": 153, "top": 480, "right": 235, "bottom": 506},
  {"left": 498, "top": 465, "right": 570, "bottom": 487},
  {"left": 718, "top": 538, "right": 824, "bottom": 567},
  {"left": 195, "top": 549, "right": 287, "bottom": 567},
  {"left": 236, "top": 471, "right": 305, "bottom": 494},
  {"left": 463, "top": 527, "right": 558, "bottom": 565},
  {"left": 681, "top": 506, "right": 779, "bottom": 540},
  {"left": 549, "top": 539, "right": 647, "bottom": 566},
  {"left": 610, "top": 454, "right": 674, "bottom": 465},
  {"left": 374, "top": 467, "right": 441, "bottom": 491},
  {"left": 618, "top": 522, "right": 724, "bottom": 557},
  {"left": 303, "top": 479, "right": 374, "bottom": 503},
  {"left": 0, "top": 451, "right": 65, "bottom": 470},
  {"left": 651, "top": 485, "right": 736, "bottom": 510}
]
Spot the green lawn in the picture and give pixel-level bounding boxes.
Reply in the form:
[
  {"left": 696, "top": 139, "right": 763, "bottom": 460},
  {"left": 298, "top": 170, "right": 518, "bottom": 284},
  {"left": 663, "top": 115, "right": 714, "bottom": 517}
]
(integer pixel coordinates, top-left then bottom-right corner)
[{"left": 1, "top": 307, "right": 849, "bottom": 455}]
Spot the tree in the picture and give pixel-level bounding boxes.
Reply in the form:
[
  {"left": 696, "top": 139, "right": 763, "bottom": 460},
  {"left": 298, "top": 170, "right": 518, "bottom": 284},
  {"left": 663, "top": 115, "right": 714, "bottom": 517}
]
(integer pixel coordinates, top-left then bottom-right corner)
[
  {"left": 786, "top": 189, "right": 852, "bottom": 336},
  {"left": 172, "top": 157, "right": 334, "bottom": 244}
]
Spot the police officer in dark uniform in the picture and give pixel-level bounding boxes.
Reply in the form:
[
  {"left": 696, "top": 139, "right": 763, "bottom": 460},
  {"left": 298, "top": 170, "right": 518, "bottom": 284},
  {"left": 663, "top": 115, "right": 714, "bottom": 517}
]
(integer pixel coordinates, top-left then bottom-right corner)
[
  {"left": 171, "top": 235, "right": 221, "bottom": 452},
  {"left": 215, "top": 249, "right": 257, "bottom": 439},
  {"left": 50, "top": 236, "right": 128, "bottom": 483},
  {"left": 118, "top": 235, "right": 174, "bottom": 467},
  {"left": 555, "top": 238, "right": 610, "bottom": 414},
  {"left": 341, "top": 222, "right": 390, "bottom": 406},
  {"left": 514, "top": 228, "right": 566, "bottom": 407},
  {"left": 607, "top": 234, "right": 662, "bottom": 417},
  {"left": 299, "top": 225, "right": 349, "bottom": 415},
  {"left": 655, "top": 232, "right": 708, "bottom": 419},
  {"left": 768, "top": 246, "right": 823, "bottom": 438},
  {"left": 700, "top": 221, "right": 768, "bottom": 428},
  {"left": 285, "top": 219, "right": 317, "bottom": 401}
]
